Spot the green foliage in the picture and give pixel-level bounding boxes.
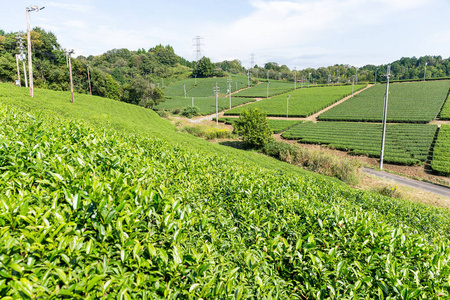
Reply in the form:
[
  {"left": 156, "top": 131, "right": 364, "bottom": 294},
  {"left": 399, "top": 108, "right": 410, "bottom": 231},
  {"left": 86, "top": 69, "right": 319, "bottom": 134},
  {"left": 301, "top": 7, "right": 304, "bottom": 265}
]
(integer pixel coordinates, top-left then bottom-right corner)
[
  {"left": 219, "top": 117, "right": 301, "bottom": 133},
  {"left": 431, "top": 125, "right": 450, "bottom": 176},
  {"left": 193, "top": 56, "right": 215, "bottom": 77},
  {"left": 3, "top": 84, "right": 450, "bottom": 298},
  {"left": 181, "top": 106, "right": 200, "bottom": 118},
  {"left": 233, "top": 108, "right": 273, "bottom": 148},
  {"left": 227, "top": 85, "right": 366, "bottom": 117},
  {"left": 122, "top": 77, "right": 165, "bottom": 108},
  {"left": 318, "top": 81, "right": 450, "bottom": 123},
  {"left": 283, "top": 122, "right": 437, "bottom": 165}
]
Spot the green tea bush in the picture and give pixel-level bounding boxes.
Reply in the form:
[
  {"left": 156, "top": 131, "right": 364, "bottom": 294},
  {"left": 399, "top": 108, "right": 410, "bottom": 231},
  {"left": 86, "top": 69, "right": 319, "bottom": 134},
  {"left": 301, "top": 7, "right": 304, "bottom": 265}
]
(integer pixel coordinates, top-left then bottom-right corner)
[
  {"left": 2, "top": 85, "right": 450, "bottom": 298},
  {"left": 181, "top": 106, "right": 200, "bottom": 118}
]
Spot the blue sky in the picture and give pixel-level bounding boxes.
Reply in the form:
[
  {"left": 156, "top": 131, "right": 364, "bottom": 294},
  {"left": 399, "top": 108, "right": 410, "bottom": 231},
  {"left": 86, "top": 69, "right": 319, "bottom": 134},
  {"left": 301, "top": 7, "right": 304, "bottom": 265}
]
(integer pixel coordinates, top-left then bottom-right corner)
[{"left": 3, "top": 0, "right": 450, "bottom": 69}]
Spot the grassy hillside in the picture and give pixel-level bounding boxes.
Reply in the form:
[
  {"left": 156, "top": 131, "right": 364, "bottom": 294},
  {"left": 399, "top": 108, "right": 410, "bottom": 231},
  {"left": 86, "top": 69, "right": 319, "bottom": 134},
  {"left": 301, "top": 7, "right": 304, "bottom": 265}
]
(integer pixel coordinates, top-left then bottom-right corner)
[{"left": 2, "top": 83, "right": 450, "bottom": 298}]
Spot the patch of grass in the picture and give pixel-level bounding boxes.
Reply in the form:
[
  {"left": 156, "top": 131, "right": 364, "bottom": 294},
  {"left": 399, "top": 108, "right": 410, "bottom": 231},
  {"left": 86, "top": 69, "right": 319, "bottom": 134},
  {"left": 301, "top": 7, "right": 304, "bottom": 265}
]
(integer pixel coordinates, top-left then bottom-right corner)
[{"left": 263, "top": 140, "right": 361, "bottom": 185}]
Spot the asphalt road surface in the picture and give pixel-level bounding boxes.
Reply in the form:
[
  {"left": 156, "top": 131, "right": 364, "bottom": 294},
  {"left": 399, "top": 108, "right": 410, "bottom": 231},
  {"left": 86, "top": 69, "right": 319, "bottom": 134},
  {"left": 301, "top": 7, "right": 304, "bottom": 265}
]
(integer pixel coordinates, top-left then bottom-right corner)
[{"left": 363, "top": 167, "right": 450, "bottom": 199}]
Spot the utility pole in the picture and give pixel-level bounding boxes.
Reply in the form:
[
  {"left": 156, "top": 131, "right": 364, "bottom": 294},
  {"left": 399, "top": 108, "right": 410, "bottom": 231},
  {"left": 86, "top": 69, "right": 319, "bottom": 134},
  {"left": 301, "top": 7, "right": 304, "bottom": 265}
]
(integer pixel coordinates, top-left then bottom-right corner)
[
  {"left": 26, "top": 5, "right": 44, "bottom": 97},
  {"left": 286, "top": 94, "right": 290, "bottom": 120},
  {"left": 183, "top": 83, "right": 187, "bottom": 98},
  {"left": 328, "top": 74, "right": 331, "bottom": 86},
  {"left": 308, "top": 73, "right": 311, "bottom": 88},
  {"left": 213, "top": 83, "right": 219, "bottom": 126},
  {"left": 355, "top": 67, "right": 358, "bottom": 85},
  {"left": 87, "top": 64, "right": 92, "bottom": 95},
  {"left": 227, "top": 77, "right": 232, "bottom": 109},
  {"left": 247, "top": 68, "right": 250, "bottom": 88},
  {"left": 380, "top": 65, "right": 391, "bottom": 170},
  {"left": 66, "top": 49, "right": 75, "bottom": 103},
  {"left": 192, "top": 97, "right": 194, "bottom": 107},
  {"left": 15, "top": 54, "right": 21, "bottom": 87},
  {"left": 267, "top": 70, "right": 270, "bottom": 99}
]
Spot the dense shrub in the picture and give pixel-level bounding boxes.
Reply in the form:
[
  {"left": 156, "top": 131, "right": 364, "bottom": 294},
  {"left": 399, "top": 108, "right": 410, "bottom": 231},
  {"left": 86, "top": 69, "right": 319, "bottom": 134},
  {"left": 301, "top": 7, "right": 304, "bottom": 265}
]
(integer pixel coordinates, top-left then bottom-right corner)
[{"left": 233, "top": 108, "right": 273, "bottom": 148}]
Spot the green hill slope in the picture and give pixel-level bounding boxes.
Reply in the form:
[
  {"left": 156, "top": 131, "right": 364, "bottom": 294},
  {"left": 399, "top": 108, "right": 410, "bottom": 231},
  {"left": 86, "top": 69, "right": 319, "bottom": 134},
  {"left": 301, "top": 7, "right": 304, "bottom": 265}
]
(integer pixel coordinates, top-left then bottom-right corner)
[{"left": 1, "top": 83, "right": 450, "bottom": 299}]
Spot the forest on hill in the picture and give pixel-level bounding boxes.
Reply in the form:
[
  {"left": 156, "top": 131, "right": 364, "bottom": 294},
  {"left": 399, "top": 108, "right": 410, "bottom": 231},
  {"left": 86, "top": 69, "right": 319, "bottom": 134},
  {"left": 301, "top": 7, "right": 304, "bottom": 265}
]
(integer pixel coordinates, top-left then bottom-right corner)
[{"left": 2, "top": 27, "right": 450, "bottom": 109}]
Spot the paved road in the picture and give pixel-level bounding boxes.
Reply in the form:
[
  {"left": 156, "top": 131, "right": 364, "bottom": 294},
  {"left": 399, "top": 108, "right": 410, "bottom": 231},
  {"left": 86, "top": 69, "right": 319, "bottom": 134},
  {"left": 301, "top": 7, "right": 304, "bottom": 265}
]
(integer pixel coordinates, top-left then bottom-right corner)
[{"left": 363, "top": 167, "right": 450, "bottom": 198}]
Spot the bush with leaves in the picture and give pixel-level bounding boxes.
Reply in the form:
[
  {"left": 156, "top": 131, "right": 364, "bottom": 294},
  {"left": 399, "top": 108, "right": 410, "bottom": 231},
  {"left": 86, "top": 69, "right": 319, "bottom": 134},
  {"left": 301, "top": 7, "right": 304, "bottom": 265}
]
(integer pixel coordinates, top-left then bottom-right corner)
[
  {"left": 233, "top": 108, "right": 273, "bottom": 148},
  {"left": 181, "top": 106, "right": 200, "bottom": 118}
]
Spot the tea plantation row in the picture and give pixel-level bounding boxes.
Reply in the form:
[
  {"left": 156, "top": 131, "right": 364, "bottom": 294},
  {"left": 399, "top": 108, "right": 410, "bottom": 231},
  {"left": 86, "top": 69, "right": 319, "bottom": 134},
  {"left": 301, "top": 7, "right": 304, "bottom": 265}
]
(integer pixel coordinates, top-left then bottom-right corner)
[
  {"left": 155, "top": 96, "right": 256, "bottom": 115},
  {"left": 318, "top": 81, "right": 450, "bottom": 123},
  {"left": 282, "top": 122, "right": 437, "bottom": 165},
  {"left": 431, "top": 125, "right": 450, "bottom": 175},
  {"left": 2, "top": 92, "right": 450, "bottom": 298},
  {"left": 233, "top": 81, "right": 295, "bottom": 98},
  {"left": 163, "top": 75, "right": 251, "bottom": 98},
  {"left": 226, "top": 85, "right": 366, "bottom": 117}
]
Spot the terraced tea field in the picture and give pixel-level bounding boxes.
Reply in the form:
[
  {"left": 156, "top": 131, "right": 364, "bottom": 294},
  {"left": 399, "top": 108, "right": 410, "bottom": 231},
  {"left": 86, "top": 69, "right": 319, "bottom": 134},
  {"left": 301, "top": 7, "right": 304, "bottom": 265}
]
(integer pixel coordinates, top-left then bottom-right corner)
[
  {"left": 233, "top": 81, "right": 295, "bottom": 98},
  {"left": 155, "top": 96, "right": 256, "bottom": 115},
  {"left": 163, "top": 75, "right": 250, "bottom": 98},
  {"left": 219, "top": 117, "right": 302, "bottom": 133},
  {"left": 318, "top": 81, "right": 450, "bottom": 123},
  {"left": 225, "top": 84, "right": 365, "bottom": 117},
  {"left": 440, "top": 98, "right": 450, "bottom": 120},
  {"left": 282, "top": 122, "right": 438, "bottom": 165},
  {"left": 431, "top": 125, "right": 450, "bottom": 175}
]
